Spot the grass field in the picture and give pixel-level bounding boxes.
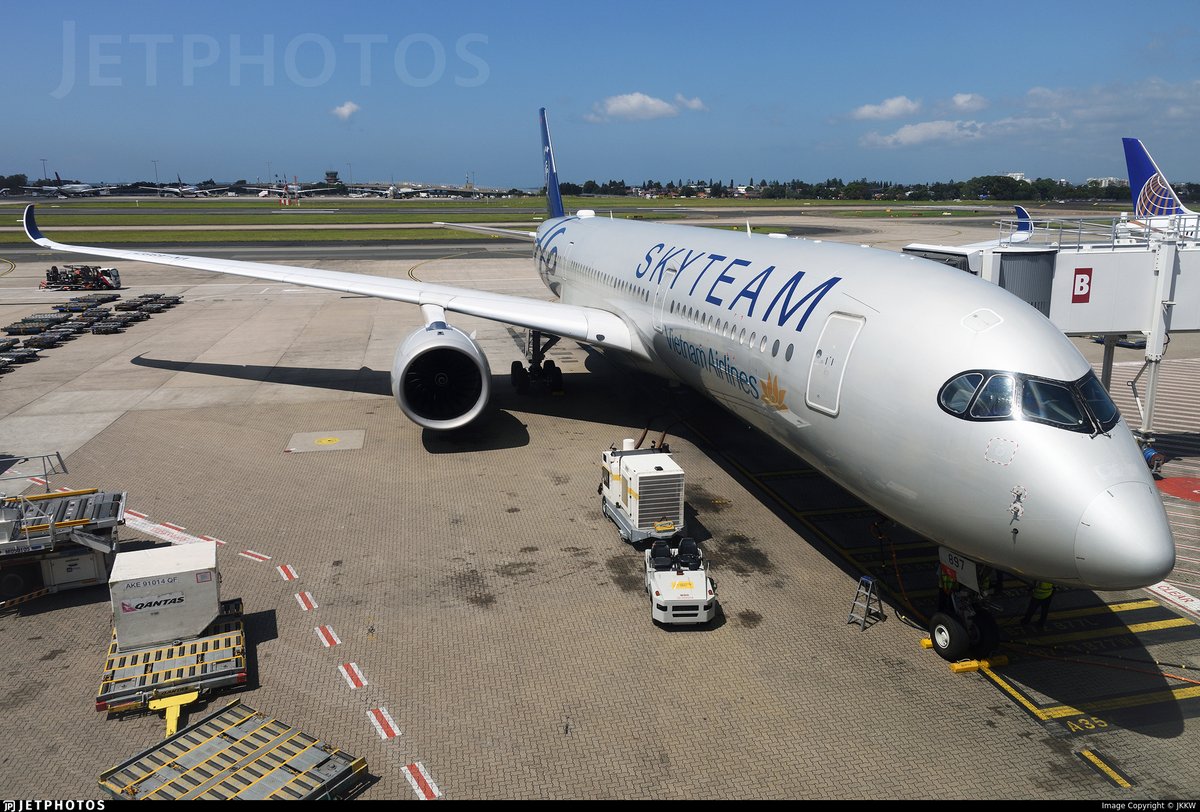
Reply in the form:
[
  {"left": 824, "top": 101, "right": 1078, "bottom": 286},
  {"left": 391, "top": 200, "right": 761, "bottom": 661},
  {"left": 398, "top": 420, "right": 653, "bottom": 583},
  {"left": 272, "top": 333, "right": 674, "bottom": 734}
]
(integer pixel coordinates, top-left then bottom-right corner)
[{"left": 0, "top": 195, "right": 1121, "bottom": 245}]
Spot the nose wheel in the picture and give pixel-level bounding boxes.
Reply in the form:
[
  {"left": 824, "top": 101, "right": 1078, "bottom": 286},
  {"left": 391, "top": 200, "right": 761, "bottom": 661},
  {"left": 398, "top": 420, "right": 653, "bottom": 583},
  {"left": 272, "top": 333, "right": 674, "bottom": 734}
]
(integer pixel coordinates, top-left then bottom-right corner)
[{"left": 929, "top": 606, "right": 999, "bottom": 662}]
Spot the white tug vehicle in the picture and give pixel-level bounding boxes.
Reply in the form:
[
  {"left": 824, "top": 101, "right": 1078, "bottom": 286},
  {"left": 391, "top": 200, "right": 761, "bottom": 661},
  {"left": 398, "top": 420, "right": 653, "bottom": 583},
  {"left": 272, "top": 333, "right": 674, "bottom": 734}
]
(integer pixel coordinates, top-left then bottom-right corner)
[{"left": 643, "top": 537, "right": 717, "bottom": 625}]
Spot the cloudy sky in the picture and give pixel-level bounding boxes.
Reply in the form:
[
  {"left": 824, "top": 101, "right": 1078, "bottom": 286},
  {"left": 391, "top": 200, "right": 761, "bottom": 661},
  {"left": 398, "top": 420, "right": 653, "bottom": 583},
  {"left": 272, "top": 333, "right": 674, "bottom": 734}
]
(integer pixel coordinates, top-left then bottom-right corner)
[{"left": 4, "top": 1, "right": 1199, "bottom": 188}]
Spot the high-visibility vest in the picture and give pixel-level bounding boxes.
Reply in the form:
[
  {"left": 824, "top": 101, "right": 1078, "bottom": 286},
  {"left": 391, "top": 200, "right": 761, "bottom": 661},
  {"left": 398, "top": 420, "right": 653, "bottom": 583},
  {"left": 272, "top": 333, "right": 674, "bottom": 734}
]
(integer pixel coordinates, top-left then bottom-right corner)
[{"left": 1033, "top": 581, "right": 1054, "bottom": 599}]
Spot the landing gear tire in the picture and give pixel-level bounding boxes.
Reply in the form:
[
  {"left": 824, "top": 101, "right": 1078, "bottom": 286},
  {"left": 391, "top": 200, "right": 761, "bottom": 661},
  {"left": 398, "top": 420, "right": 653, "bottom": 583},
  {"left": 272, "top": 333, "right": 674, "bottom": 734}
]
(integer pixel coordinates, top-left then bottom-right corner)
[
  {"left": 548, "top": 365, "right": 564, "bottom": 394},
  {"left": 509, "top": 360, "right": 522, "bottom": 387},
  {"left": 929, "top": 612, "right": 969, "bottom": 661},
  {"left": 969, "top": 611, "right": 1000, "bottom": 659},
  {"left": 513, "top": 365, "right": 529, "bottom": 394}
]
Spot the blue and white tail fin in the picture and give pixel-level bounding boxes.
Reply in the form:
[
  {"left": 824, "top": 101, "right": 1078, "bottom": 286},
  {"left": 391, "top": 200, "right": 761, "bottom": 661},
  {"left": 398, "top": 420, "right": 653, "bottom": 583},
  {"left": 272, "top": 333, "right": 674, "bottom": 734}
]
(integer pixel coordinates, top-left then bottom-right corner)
[
  {"left": 1007, "top": 205, "right": 1033, "bottom": 243},
  {"left": 1123, "top": 138, "right": 1193, "bottom": 218},
  {"left": 539, "top": 107, "right": 565, "bottom": 219}
]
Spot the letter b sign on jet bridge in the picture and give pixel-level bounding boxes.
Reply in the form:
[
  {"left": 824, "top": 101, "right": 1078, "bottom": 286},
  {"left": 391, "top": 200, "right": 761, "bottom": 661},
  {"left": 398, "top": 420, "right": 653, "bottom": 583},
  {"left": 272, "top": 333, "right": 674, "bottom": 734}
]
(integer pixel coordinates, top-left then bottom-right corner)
[{"left": 1072, "top": 267, "right": 1093, "bottom": 303}]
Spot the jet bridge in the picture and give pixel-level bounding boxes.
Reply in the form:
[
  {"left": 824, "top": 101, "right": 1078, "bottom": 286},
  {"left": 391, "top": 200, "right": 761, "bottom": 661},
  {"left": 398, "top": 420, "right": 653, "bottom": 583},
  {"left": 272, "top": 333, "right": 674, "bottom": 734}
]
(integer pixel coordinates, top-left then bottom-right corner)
[{"left": 904, "top": 213, "right": 1200, "bottom": 438}]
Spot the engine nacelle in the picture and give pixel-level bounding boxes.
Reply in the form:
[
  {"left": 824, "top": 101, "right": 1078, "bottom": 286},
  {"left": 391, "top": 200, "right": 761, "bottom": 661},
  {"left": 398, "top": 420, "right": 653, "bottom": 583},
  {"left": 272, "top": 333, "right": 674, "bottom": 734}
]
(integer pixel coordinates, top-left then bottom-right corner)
[{"left": 391, "top": 321, "right": 491, "bottom": 430}]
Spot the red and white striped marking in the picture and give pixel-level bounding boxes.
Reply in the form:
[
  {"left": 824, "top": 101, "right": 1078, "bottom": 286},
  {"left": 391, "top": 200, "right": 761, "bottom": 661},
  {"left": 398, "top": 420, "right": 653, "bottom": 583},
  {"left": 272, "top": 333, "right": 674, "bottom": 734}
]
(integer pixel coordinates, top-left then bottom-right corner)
[
  {"left": 338, "top": 662, "right": 367, "bottom": 689},
  {"left": 198, "top": 534, "right": 226, "bottom": 546},
  {"left": 123, "top": 514, "right": 212, "bottom": 546},
  {"left": 56, "top": 486, "right": 73, "bottom": 493},
  {"left": 403, "top": 762, "right": 442, "bottom": 800},
  {"left": 294, "top": 591, "right": 317, "bottom": 611},
  {"left": 314, "top": 625, "right": 341, "bottom": 647},
  {"left": 28, "top": 477, "right": 48, "bottom": 486},
  {"left": 368, "top": 707, "right": 400, "bottom": 740},
  {"left": 276, "top": 564, "right": 298, "bottom": 581},
  {"left": 239, "top": 550, "right": 272, "bottom": 562}
]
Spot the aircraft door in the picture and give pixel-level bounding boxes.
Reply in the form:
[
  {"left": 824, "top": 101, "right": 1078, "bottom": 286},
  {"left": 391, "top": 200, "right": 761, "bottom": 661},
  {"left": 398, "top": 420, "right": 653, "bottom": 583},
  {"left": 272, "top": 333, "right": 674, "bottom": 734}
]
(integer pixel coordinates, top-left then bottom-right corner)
[
  {"left": 805, "top": 312, "right": 865, "bottom": 417},
  {"left": 652, "top": 268, "right": 675, "bottom": 333}
]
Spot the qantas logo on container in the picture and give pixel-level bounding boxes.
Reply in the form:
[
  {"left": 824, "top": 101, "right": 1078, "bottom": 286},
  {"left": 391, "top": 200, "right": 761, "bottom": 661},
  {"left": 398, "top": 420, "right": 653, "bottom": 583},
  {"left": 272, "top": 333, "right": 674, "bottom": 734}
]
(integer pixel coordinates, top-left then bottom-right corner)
[{"left": 120, "top": 592, "right": 184, "bottom": 613}]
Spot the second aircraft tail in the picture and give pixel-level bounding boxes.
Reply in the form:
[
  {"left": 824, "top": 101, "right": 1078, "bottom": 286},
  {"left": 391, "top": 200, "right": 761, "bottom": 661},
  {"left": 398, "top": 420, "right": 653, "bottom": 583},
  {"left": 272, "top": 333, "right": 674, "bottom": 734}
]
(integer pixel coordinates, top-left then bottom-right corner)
[{"left": 1123, "top": 137, "right": 1193, "bottom": 218}]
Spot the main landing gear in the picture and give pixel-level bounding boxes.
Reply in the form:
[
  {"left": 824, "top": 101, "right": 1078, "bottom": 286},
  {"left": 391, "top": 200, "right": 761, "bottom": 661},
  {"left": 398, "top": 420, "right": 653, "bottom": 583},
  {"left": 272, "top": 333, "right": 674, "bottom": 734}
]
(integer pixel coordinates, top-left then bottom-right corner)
[
  {"left": 510, "top": 329, "right": 564, "bottom": 395},
  {"left": 929, "top": 550, "right": 1001, "bottom": 662}
]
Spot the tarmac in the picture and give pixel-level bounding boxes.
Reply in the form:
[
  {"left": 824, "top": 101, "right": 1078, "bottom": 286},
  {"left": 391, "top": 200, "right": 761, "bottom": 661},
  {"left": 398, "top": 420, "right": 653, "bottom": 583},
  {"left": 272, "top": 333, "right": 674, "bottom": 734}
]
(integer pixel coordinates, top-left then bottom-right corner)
[{"left": 1, "top": 211, "right": 1199, "bottom": 801}]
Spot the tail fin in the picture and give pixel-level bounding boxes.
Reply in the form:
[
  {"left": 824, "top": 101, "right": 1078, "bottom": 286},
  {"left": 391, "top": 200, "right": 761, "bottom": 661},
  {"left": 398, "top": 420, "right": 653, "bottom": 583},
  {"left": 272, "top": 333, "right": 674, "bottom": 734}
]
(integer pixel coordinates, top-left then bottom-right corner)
[
  {"left": 539, "top": 108, "right": 565, "bottom": 219},
  {"left": 1010, "top": 205, "right": 1032, "bottom": 243},
  {"left": 1123, "top": 138, "right": 1191, "bottom": 217}
]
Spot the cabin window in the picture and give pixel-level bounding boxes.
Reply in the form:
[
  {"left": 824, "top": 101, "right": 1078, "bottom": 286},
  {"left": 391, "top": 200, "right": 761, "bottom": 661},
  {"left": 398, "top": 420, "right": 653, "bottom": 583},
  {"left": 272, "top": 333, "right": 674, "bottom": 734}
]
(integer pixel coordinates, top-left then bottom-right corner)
[
  {"left": 772, "top": 339, "right": 780, "bottom": 357},
  {"left": 785, "top": 344, "right": 794, "bottom": 362}
]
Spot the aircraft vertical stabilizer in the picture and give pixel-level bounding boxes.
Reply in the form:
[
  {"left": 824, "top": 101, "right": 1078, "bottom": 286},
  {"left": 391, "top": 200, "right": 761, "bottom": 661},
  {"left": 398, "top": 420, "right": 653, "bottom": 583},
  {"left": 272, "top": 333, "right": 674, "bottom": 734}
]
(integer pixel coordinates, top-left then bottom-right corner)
[
  {"left": 1123, "top": 137, "right": 1192, "bottom": 218},
  {"left": 539, "top": 108, "right": 565, "bottom": 219}
]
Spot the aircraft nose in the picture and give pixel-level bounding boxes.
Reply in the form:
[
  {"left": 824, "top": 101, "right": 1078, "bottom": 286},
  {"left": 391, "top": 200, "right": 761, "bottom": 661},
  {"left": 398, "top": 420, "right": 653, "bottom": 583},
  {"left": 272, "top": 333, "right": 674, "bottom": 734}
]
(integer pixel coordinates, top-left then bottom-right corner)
[{"left": 1075, "top": 481, "right": 1175, "bottom": 590}]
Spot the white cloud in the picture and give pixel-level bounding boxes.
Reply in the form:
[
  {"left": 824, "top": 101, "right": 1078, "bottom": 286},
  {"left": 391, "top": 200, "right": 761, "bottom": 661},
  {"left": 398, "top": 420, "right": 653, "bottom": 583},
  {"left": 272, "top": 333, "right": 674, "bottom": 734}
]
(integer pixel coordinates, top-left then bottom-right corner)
[
  {"left": 861, "top": 114, "right": 1067, "bottom": 148},
  {"left": 952, "top": 93, "right": 987, "bottom": 112},
  {"left": 585, "top": 92, "right": 706, "bottom": 122},
  {"left": 331, "top": 101, "right": 360, "bottom": 121},
  {"left": 861, "top": 120, "right": 983, "bottom": 148},
  {"left": 852, "top": 95, "right": 920, "bottom": 120}
]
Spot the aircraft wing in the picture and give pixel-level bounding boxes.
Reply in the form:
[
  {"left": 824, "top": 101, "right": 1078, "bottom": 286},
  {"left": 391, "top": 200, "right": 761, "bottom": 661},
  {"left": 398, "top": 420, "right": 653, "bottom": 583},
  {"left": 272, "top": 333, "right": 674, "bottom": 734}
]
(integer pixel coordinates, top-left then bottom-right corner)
[
  {"left": 433, "top": 222, "right": 537, "bottom": 241},
  {"left": 22, "top": 204, "right": 633, "bottom": 353}
]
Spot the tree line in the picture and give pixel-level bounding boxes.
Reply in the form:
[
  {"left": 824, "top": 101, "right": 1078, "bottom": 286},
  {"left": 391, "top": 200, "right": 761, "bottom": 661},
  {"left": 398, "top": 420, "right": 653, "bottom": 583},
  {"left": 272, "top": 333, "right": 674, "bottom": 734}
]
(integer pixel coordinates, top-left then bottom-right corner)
[{"left": 560, "top": 174, "right": 1199, "bottom": 203}]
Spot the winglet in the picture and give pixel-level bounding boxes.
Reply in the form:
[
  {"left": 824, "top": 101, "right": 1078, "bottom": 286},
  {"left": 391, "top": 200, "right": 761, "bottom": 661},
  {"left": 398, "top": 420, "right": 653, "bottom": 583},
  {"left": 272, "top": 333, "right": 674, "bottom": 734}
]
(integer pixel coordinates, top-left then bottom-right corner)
[
  {"left": 1123, "top": 137, "right": 1189, "bottom": 217},
  {"left": 539, "top": 108, "right": 566, "bottom": 219},
  {"left": 23, "top": 205, "right": 49, "bottom": 245}
]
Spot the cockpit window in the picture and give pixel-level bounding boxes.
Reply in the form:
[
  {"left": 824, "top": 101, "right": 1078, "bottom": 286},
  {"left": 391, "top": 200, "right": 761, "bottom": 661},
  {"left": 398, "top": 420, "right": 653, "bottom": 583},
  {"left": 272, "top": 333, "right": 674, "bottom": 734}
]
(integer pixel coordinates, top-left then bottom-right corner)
[
  {"left": 939, "top": 369, "right": 1122, "bottom": 435},
  {"left": 939, "top": 372, "right": 983, "bottom": 415},
  {"left": 969, "top": 374, "right": 1015, "bottom": 418},
  {"left": 1022, "top": 379, "right": 1087, "bottom": 429},
  {"left": 1078, "top": 373, "right": 1120, "bottom": 431}
]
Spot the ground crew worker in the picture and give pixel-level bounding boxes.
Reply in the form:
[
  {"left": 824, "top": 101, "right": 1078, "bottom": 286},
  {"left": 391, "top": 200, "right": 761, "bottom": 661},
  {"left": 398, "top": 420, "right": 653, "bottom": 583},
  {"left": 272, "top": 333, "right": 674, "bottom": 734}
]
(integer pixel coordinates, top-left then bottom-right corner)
[
  {"left": 1022, "top": 580, "right": 1055, "bottom": 630},
  {"left": 937, "top": 564, "right": 956, "bottom": 613}
]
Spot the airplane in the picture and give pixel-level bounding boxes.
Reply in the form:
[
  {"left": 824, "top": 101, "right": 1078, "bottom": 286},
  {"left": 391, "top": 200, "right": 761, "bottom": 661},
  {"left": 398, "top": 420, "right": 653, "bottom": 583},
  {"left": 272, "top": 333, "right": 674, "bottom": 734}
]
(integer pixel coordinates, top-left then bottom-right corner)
[
  {"left": 23, "top": 172, "right": 117, "bottom": 197},
  {"left": 1121, "top": 137, "right": 1198, "bottom": 236},
  {"left": 20, "top": 109, "right": 1175, "bottom": 661},
  {"left": 901, "top": 205, "right": 1034, "bottom": 274},
  {"left": 247, "top": 180, "right": 336, "bottom": 198},
  {"left": 139, "top": 175, "right": 229, "bottom": 197}
]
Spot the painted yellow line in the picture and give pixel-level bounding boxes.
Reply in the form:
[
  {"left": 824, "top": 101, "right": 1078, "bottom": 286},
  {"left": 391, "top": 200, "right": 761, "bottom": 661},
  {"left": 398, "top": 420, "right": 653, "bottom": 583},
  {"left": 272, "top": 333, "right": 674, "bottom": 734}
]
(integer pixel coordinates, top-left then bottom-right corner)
[
  {"left": 1033, "top": 616, "right": 1193, "bottom": 646},
  {"left": 1039, "top": 683, "right": 1200, "bottom": 720},
  {"left": 980, "top": 665, "right": 1050, "bottom": 718},
  {"left": 1078, "top": 749, "right": 1133, "bottom": 789}
]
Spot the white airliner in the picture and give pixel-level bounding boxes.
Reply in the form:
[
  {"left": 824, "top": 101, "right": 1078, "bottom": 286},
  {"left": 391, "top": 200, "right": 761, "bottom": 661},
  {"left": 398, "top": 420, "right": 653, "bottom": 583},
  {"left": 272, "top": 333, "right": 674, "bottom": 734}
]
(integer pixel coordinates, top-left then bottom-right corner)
[
  {"left": 139, "top": 176, "right": 229, "bottom": 198},
  {"left": 21, "top": 109, "right": 1175, "bottom": 661},
  {"left": 247, "top": 181, "right": 336, "bottom": 198},
  {"left": 23, "top": 173, "right": 117, "bottom": 197}
]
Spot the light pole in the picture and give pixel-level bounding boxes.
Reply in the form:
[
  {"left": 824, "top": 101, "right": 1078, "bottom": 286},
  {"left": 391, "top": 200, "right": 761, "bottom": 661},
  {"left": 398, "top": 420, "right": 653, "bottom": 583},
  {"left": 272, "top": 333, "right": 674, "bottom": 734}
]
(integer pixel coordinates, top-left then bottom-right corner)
[
  {"left": 347, "top": 163, "right": 353, "bottom": 187},
  {"left": 152, "top": 160, "right": 160, "bottom": 196},
  {"left": 39, "top": 158, "right": 48, "bottom": 183}
]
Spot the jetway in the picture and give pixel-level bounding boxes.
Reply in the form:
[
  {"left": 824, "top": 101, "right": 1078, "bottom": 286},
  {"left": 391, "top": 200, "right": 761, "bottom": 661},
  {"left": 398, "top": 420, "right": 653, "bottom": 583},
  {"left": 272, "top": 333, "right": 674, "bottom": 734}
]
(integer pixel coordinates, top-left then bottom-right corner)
[{"left": 904, "top": 214, "right": 1200, "bottom": 438}]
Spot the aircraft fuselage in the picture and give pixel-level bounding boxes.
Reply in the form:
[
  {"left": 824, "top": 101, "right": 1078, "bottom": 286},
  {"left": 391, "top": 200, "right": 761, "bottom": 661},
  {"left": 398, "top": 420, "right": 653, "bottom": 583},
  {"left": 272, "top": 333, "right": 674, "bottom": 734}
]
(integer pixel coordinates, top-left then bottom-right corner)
[{"left": 535, "top": 213, "right": 1175, "bottom": 591}]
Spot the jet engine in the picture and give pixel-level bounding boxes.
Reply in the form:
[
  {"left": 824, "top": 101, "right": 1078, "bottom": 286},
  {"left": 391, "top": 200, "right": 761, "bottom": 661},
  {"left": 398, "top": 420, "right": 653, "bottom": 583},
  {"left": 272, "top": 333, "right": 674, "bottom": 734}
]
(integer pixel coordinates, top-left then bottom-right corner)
[{"left": 391, "top": 321, "right": 491, "bottom": 430}]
